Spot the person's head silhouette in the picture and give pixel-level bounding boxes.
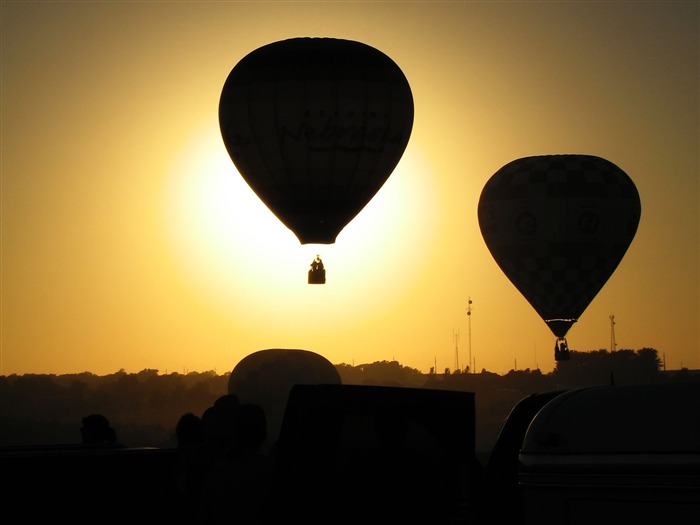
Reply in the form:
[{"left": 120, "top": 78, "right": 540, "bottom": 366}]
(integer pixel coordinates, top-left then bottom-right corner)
[
  {"left": 175, "top": 412, "right": 204, "bottom": 448},
  {"left": 80, "top": 413, "right": 117, "bottom": 444}
]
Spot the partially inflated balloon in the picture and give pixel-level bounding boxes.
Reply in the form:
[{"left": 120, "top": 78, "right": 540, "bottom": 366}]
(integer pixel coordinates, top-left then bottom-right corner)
[
  {"left": 219, "top": 37, "right": 414, "bottom": 245},
  {"left": 228, "top": 349, "right": 341, "bottom": 444},
  {"left": 478, "top": 154, "right": 641, "bottom": 347}
]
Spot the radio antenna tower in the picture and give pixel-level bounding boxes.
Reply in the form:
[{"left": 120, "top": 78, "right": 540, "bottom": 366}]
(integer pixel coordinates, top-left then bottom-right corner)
[
  {"left": 610, "top": 315, "right": 617, "bottom": 352},
  {"left": 467, "top": 297, "right": 473, "bottom": 373}
]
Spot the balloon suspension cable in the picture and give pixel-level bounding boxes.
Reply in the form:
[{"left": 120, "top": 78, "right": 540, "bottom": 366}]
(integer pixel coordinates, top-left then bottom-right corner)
[
  {"left": 308, "top": 254, "right": 326, "bottom": 285},
  {"left": 554, "top": 336, "right": 570, "bottom": 362}
]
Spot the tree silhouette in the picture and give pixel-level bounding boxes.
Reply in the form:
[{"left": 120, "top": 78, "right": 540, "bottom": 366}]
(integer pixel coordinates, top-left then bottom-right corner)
[{"left": 0, "top": 348, "right": 689, "bottom": 454}]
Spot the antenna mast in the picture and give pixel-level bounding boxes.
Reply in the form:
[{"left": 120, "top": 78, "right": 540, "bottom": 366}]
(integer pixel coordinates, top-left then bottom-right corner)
[
  {"left": 467, "top": 297, "right": 473, "bottom": 373},
  {"left": 610, "top": 315, "right": 616, "bottom": 352}
]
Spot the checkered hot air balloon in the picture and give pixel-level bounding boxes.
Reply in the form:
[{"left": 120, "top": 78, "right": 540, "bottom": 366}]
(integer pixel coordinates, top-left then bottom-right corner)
[{"left": 477, "top": 154, "right": 641, "bottom": 361}]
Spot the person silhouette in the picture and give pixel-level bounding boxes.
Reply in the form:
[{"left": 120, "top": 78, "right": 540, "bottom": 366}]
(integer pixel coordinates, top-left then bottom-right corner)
[
  {"left": 198, "top": 403, "right": 274, "bottom": 525},
  {"left": 203, "top": 394, "right": 241, "bottom": 462},
  {"left": 80, "top": 413, "right": 119, "bottom": 445},
  {"left": 173, "top": 412, "right": 205, "bottom": 520},
  {"left": 555, "top": 337, "right": 570, "bottom": 361},
  {"left": 176, "top": 412, "right": 204, "bottom": 449},
  {"left": 176, "top": 394, "right": 241, "bottom": 522},
  {"left": 308, "top": 255, "right": 326, "bottom": 284}
]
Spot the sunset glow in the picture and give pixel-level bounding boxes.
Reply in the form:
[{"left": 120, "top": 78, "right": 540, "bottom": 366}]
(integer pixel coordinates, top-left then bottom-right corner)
[
  {"left": 163, "top": 121, "right": 438, "bottom": 318},
  {"left": 2, "top": 1, "right": 697, "bottom": 376}
]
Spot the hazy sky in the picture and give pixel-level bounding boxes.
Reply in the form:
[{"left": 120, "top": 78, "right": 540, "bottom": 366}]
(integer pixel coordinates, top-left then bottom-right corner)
[{"left": 2, "top": 1, "right": 698, "bottom": 376}]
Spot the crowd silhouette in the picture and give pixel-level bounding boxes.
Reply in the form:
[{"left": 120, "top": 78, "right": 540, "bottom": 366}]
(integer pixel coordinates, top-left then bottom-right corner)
[
  {"left": 199, "top": 402, "right": 274, "bottom": 524},
  {"left": 170, "top": 395, "right": 276, "bottom": 524},
  {"left": 165, "top": 387, "right": 478, "bottom": 525}
]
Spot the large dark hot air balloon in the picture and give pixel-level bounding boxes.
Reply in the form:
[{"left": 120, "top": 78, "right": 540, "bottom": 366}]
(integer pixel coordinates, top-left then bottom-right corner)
[
  {"left": 477, "top": 154, "right": 641, "bottom": 361},
  {"left": 219, "top": 38, "right": 414, "bottom": 281}
]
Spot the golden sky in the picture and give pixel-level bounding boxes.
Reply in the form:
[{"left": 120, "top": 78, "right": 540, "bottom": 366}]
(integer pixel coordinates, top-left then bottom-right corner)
[{"left": 2, "top": 1, "right": 698, "bottom": 376}]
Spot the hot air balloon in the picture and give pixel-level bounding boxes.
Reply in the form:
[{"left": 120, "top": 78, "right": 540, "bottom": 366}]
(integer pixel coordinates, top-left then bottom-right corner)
[
  {"left": 477, "top": 154, "right": 641, "bottom": 361},
  {"left": 219, "top": 37, "right": 414, "bottom": 282}
]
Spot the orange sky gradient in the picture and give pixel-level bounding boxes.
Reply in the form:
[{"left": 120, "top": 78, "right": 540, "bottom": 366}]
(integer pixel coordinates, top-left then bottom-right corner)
[{"left": 2, "top": 1, "right": 698, "bottom": 376}]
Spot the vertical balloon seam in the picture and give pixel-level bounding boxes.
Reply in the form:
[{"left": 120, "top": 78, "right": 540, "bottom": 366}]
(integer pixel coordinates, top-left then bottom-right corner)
[
  {"left": 270, "top": 60, "right": 296, "bottom": 230},
  {"left": 330, "top": 54, "right": 348, "bottom": 234},
  {"left": 366, "top": 63, "right": 399, "bottom": 212},
  {"left": 261, "top": 61, "right": 301, "bottom": 241},
  {"left": 340, "top": 64, "right": 364, "bottom": 229},
  {"left": 246, "top": 72, "right": 283, "bottom": 233},
  {"left": 352, "top": 55, "right": 382, "bottom": 233}
]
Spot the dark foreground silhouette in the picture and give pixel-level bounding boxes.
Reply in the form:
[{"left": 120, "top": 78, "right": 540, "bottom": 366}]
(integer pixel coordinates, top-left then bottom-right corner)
[{"left": 2, "top": 381, "right": 699, "bottom": 525}]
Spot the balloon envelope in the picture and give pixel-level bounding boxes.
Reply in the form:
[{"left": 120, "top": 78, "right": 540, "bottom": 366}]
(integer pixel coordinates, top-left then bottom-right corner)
[
  {"left": 228, "top": 349, "right": 342, "bottom": 444},
  {"left": 477, "top": 154, "right": 641, "bottom": 338},
  {"left": 219, "top": 37, "right": 414, "bottom": 244}
]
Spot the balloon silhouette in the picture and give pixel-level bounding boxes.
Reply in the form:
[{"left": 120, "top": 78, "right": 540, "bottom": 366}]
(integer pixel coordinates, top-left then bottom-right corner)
[
  {"left": 228, "top": 349, "right": 341, "bottom": 444},
  {"left": 219, "top": 37, "right": 414, "bottom": 245},
  {"left": 478, "top": 154, "right": 641, "bottom": 360}
]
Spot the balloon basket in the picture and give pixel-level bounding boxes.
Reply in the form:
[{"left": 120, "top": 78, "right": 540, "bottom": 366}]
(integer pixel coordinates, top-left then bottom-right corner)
[
  {"left": 554, "top": 338, "right": 570, "bottom": 361},
  {"left": 308, "top": 270, "right": 326, "bottom": 284},
  {"left": 308, "top": 255, "right": 326, "bottom": 284}
]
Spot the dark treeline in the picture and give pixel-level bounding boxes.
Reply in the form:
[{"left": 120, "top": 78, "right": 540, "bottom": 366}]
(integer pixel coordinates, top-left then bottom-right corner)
[{"left": 1, "top": 347, "right": 697, "bottom": 456}]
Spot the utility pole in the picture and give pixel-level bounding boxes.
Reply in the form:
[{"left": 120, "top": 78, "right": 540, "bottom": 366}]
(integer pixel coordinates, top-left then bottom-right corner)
[
  {"left": 610, "top": 315, "right": 616, "bottom": 352},
  {"left": 454, "top": 329, "right": 460, "bottom": 372},
  {"left": 467, "top": 297, "right": 473, "bottom": 373}
]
